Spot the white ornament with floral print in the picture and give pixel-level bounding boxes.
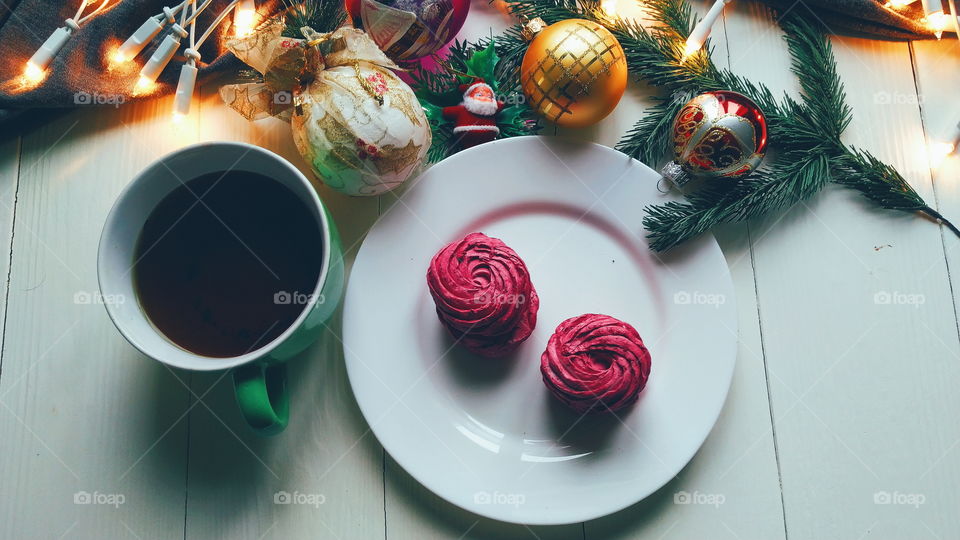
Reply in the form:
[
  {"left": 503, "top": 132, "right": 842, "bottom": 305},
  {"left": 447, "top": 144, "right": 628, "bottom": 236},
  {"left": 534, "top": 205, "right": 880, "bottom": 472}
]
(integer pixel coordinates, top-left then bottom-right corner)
[{"left": 291, "top": 63, "right": 431, "bottom": 196}]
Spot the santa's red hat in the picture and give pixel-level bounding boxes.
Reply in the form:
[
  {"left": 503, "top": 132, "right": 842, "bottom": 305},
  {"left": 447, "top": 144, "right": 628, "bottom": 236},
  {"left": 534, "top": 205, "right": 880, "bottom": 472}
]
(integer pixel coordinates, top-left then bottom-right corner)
[{"left": 457, "top": 78, "right": 487, "bottom": 93}]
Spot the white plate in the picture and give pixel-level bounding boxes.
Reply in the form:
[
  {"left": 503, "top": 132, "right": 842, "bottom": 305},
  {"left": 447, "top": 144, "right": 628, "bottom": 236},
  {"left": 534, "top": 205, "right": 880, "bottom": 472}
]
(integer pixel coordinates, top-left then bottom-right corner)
[{"left": 343, "top": 136, "right": 737, "bottom": 525}]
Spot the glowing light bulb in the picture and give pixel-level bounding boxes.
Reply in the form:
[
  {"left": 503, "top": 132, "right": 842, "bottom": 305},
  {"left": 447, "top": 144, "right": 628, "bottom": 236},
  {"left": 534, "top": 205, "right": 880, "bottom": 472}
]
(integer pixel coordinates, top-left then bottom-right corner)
[
  {"left": 234, "top": 0, "right": 257, "bottom": 36},
  {"left": 920, "top": 0, "right": 950, "bottom": 38},
  {"left": 926, "top": 10, "right": 949, "bottom": 39},
  {"left": 681, "top": 0, "right": 729, "bottom": 61},
  {"left": 682, "top": 38, "right": 703, "bottom": 60},
  {"left": 110, "top": 49, "right": 130, "bottom": 65},
  {"left": 23, "top": 61, "right": 46, "bottom": 84},
  {"left": 135, "top": 76, "right": 156, "bottom": 93},
  {"left": 600, "top": 0, "right": 618, "bottom": 16},
  {"left": 929, "top": 120, "right": 960, "bottom": 169},
  {"left": 929, "top": 141, "right": 955, "bottom": 168},
  {"left": 22, "top": 25, "right": 73, "bottom": 85},
  {"left": 136, "top": 31, "right": 183, "bottom": 92}
]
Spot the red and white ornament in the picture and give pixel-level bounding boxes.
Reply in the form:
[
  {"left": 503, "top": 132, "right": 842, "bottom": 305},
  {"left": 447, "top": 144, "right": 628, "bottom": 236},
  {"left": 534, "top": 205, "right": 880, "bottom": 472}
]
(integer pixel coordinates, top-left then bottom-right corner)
[{"left": 662, "top": 90, "right": 768, "bottom": 188}]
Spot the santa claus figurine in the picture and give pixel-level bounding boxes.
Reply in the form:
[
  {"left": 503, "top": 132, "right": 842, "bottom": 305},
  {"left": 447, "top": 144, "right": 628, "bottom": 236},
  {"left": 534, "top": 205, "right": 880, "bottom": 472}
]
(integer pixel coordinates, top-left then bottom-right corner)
[{"left": 443, "top": 79, "right": 504, "bottom": 149}]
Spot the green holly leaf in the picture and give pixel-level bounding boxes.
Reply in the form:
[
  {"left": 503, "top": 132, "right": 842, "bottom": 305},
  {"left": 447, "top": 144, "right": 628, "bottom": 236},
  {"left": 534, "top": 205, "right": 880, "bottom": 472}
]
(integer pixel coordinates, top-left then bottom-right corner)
[
  {"left": 497, "top": 105, "right": 524, "bottom": 127},
  {"left": 421, "top": 101, "right": 446, "bottom": 125},
  {"left": 464, "top": 41, "right": 499, "bottom": 88},
  {"left": 415, "top": 87, "right": 462, "bottom": 107}
]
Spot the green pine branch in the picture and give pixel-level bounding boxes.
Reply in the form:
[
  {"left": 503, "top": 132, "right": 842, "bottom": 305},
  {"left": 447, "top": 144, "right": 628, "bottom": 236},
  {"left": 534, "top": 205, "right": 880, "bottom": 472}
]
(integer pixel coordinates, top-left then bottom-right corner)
[
  {"left": 617, "top": 92, "right": 689, "bottom": 166},
  {"left": 834, "top": 149, "right": 960, "bottom": 237},
  {"left": 604, "top": 0, "right": 953, "bottom": 249},
  {"left": 778, "top": 16, "right": 851, "bottom": 146},
  {"left": 490, "top": 0, "right": 957, "bottom": 250},
  {"left": 282, "top": 0, "right": 346, "bottom": 37},
  {"left": 643, "top": 152, "right": 835, "bottom": 250}
]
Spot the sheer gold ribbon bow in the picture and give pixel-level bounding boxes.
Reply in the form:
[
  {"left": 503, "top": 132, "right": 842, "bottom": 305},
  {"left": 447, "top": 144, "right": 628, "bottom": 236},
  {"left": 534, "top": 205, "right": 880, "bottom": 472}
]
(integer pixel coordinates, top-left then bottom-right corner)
[{"left": 219, "top": 21, "right": 401, "bottom": 121}]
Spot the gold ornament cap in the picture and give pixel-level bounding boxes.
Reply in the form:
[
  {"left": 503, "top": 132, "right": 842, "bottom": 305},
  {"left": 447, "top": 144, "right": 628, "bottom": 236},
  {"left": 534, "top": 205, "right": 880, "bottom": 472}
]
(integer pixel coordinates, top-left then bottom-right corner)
[{"left": 520, "top": 17, "right": 548, "bottom": 41}]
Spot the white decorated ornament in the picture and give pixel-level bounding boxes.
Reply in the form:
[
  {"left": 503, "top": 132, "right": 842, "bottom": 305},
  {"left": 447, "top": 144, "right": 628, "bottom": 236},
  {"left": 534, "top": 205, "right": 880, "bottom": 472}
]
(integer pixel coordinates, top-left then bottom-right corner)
[
  {"left": 222, "top": 23, "right": 430, "bottom": 196},
  {"left": 291, "top": 63, "right": 430, "bottom": 196}
]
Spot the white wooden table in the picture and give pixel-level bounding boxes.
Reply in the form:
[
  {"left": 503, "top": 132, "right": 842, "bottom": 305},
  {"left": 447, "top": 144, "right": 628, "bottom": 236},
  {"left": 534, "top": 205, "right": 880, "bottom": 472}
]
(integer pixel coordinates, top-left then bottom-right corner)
[{"left": 2, "top": 1, "right": 960, "bottom": 538}]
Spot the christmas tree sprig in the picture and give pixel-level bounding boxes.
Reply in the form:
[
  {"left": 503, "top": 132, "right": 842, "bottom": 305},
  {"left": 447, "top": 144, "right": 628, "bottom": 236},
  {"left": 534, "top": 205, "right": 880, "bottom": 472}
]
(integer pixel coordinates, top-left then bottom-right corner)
[
  {"left": 620, "top": 11, "right": 848, "bottom": 249},
  {"left": 836, "top": 150, "right": 960, "bottom": 238},
  {"left": 282, "top": 0, "right": 346, "bottom": 37},
  {"left": 498, "top": 0, "right": 956, "bottom": 251}
]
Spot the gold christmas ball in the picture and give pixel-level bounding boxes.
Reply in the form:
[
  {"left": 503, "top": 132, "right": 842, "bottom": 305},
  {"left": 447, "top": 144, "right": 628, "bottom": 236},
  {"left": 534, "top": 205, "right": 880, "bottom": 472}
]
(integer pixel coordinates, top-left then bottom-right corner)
[{"left": 520, "top": 19, "right": 628, "bottom": 128}]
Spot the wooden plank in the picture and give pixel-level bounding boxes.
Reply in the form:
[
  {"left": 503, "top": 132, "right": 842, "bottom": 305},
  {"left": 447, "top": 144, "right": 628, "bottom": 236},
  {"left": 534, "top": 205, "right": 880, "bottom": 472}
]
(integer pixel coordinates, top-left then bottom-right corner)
[
  {"left": 583, "top": 4, "right": 786, "bottom": 538},
  {"left": 385, "top": 455, "right": 583, "bottom": 540},
  {"left": 724, "top": 4, "right": 960, "bottom": 539},
  {"left": 0, "top": 137, "right": 20, "bottom": 368},
  {"left": 181, "top": 84, "right": 385, "bottom": 539},
  {"left": 0, "top": 96, "right": 192, "bottom": 538},
  {"left": 911, "top": 36, "right": 960, "bottom": 540}
]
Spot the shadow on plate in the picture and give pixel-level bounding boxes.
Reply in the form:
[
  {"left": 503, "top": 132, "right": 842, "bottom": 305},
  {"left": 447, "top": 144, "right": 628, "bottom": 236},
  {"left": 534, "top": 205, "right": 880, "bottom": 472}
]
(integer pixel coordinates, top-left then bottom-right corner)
[
  {"left": 441, "top": 328, "right": 522, "bottom": 386},
  {"left": 544, "top": 392, "right": 627, "bottom": 460}
]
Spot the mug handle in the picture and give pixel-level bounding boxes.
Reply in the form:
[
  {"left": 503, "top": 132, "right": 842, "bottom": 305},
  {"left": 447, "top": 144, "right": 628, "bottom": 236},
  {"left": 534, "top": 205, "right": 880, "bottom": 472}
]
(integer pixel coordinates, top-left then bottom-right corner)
[{"left": 233, "top": 363, "right": 289, "bottom": 435}]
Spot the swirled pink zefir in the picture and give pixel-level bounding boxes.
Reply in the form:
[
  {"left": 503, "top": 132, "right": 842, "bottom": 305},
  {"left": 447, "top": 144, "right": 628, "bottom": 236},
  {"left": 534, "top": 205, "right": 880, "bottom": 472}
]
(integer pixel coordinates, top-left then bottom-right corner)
[
  {"left": 541, "top": 314, "right": 652, "bottom": 413},
  {"left": 426, "top": 233, "right": 540, "bottom": 357}
]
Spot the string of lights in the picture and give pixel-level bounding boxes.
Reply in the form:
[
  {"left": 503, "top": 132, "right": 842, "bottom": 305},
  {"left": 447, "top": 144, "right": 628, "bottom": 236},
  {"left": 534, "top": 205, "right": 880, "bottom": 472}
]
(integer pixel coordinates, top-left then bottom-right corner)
[
  {"left": 174, "top": 0, "right": 247, "bottom": 121},
  {"left": 682, "top": 0, "right": 731, "bottom": 59},
  {"left": 23, "top": 0, "right": 119, "bottom": 85},
  {"left": 20, "top": 0, "right": 258, "bottom": 117},
  {"left": 11, "top": 0, "right": 956, "bottom": 133}
]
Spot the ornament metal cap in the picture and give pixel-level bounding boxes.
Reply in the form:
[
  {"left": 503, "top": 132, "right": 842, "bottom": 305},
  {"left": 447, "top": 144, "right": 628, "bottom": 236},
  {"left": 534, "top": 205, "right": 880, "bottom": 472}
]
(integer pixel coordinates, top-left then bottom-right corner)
[
  {"left": 660, "top": 161, "right": 690, "bottom": 189},
  {"left": 521, "top": 17, "right": 547, "bottom": 41}
]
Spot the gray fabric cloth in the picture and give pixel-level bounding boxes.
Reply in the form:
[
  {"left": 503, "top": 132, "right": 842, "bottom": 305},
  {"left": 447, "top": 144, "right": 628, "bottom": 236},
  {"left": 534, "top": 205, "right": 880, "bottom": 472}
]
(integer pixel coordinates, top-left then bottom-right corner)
[
  {"left": 0, "top": 0, "right": 950, "bottom": 127},
  {"left": 763, "top": 0, "right": 942, "bottom": 40},
  {"left": 0, "top": 0, "right": 280, "bottom": 122}
]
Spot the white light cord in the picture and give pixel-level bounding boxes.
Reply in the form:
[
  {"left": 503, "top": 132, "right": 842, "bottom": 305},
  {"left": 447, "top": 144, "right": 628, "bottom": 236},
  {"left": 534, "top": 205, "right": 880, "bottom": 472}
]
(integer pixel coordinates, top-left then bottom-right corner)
[
  {"left": 113, "top": 1, "right": 193, "bottom": 64},
  {"left": 194, "top": 0, "right": 239, "bottom": 48},
  {"left": 76, "top": 0, "right": 114, "bottom": 24},
  {"left": 153, "top": 0, "right": 189, "bottom": 22},
  {"left": 72, "top": 0, "right": 89, "bottom": 20},
  {"left": 173, "top": 0, "right": 246, "bottom": 121},
  {"left": 180, "top": 0, "right": 193, "bottom": 27},
  {"left": 189, "top": 0, "right": 197, "bottom": 48},
  {"left": 182, "top": 0, "right": 218, "bottom": 29}
]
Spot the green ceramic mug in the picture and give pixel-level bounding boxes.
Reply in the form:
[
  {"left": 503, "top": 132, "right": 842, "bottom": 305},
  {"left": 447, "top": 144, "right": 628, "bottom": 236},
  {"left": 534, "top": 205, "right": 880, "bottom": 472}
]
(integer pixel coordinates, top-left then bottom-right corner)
[{"left": 98, "top": 142, "right": 343, "bottom": 435}]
